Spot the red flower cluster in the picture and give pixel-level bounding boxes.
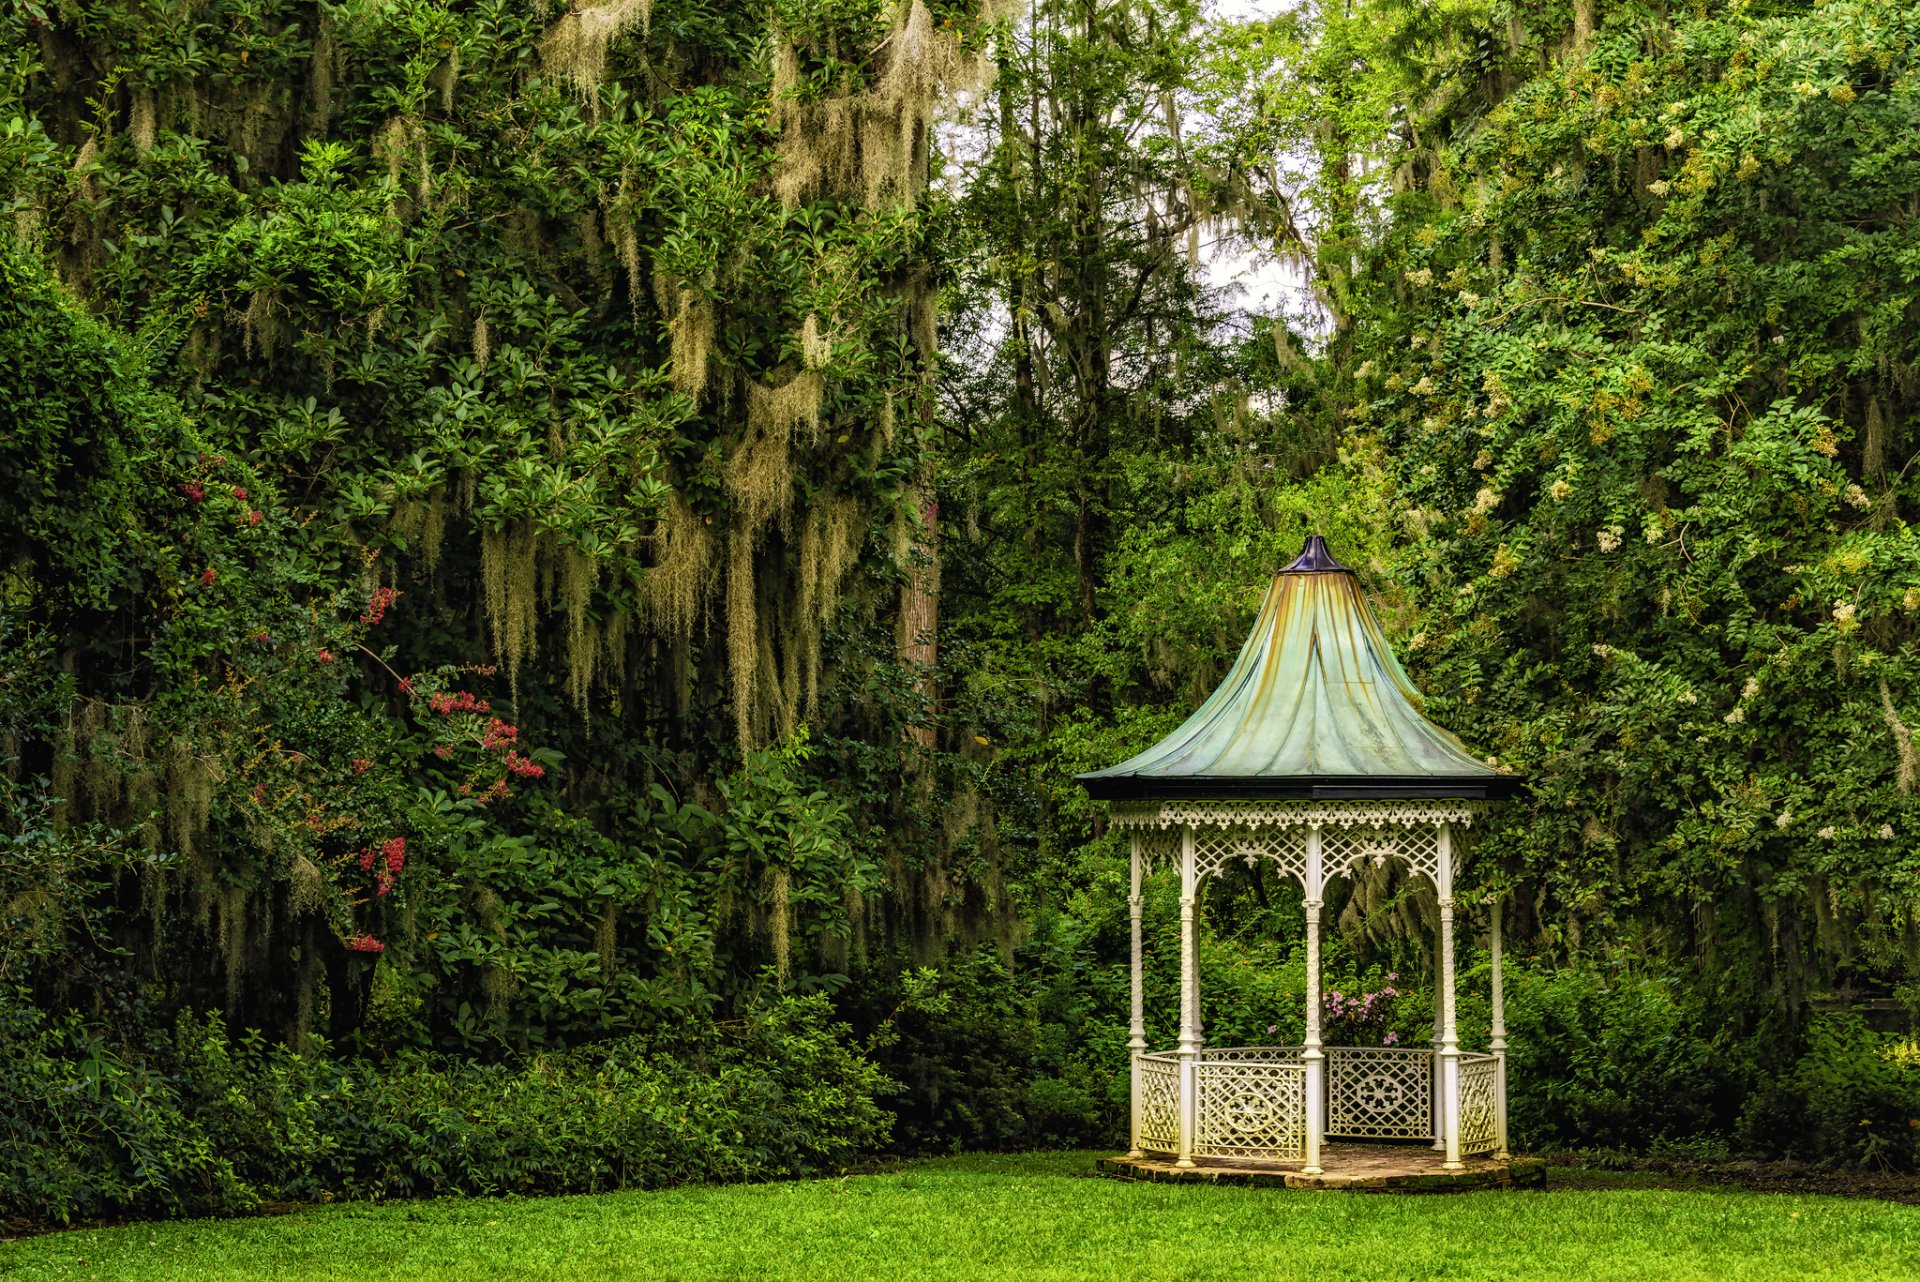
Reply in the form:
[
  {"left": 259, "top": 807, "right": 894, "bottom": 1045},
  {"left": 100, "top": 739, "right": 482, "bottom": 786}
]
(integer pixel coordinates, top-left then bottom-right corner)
[
  {"left": 200, "top": 567, "right": 217, "bottom": 586},
  {"left": 428, "top": 690, "right": 490, "bottom": 715},
  {"left": 351, "top": 757, "right": 372, "bottom": 774},
  {"left": 358, "top": 836, "right": 407, "bottom": 896},
  {"left": 247, "top": 510, "right": 263, "bottom": 527},
  {"left": 255, "top": 632, "right": 271, "bottom": 644},
  {"left": 232, "top": 486, "right": 248, "bottom": 501},
  {"left": 347, "top": 934, "right": 385, "bottom": 953},
  {"left": 480, "top": 718, "right": 518, "bottom": 751},
  {"left": 361, "top": 586, "right": 401, "bottom": 625},
  {"left": 180, "top": 482, "right": 205, "bottom": 503},
  {"left": 503, "top": 750, "right": 545, "bottom": 779},
  {"left": 317, "top": 648, "right": 334, "bottom": 663},
  {"left": 457, "top": 778, "right": 513, "bottom": 804}
]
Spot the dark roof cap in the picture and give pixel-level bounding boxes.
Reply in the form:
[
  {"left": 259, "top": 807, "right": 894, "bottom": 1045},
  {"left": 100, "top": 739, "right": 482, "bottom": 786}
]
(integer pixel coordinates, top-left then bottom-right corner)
[{"left": 1280, "top": 534, "right": 1352, "bottom": 574}]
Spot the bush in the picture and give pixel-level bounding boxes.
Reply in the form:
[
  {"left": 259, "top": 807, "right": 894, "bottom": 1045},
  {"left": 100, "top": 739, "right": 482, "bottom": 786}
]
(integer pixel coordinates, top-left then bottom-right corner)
[
  {"left": 0, "top": 992, "right": 890, "bottom": 1226},
  {"left": 1737, "top": 1015, "right": 1920, "bottom": 1172},
  {"left": 1503, "top": 965, "right": 1736, "bottom": 1152}
]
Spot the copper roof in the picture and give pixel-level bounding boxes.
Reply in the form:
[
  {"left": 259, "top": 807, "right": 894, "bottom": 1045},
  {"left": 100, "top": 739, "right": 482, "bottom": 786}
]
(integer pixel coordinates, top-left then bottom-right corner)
[{"left": 1076, "top": 536, "right": 1517, "bottom": 801}]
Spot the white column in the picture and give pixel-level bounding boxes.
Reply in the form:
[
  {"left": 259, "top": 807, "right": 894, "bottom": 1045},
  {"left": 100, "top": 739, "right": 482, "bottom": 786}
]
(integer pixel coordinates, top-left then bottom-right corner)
[
  {"left": 1175, "top": 827, "right": 1200, "bottom": 1168},
  {"left": 1438, "top": 823, "right": 1463, "bottom": 1170},
  {"left": 1491, "top": 895, "right": 1509, "bottom": 1160},
  {"left": 1301, "top": 824, "right": 1325, "bottom": 1175},
  {"left": 1127, "top": 832, "right": 1146, "bottom": 1160},
  {"left": 1431, "top": 935, "right": 1445, "bottom": 1152}
]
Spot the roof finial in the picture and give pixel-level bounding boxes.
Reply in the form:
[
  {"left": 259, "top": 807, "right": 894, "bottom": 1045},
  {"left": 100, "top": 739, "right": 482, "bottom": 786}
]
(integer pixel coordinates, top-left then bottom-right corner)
[{"left": 1281, "top": 534, "right": 1352, "bottom": 574}]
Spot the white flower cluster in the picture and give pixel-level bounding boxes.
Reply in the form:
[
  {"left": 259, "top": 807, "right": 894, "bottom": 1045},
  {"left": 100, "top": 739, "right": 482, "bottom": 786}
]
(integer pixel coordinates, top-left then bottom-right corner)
[{"left": 1597, "top": 527, "right": 1623, "bottom": 552}]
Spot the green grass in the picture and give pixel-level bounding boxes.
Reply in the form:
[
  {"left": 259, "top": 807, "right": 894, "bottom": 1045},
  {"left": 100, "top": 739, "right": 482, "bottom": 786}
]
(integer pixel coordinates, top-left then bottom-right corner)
[{"left": 5, "top": 1152, "right": 1918, "bottom": 1281}]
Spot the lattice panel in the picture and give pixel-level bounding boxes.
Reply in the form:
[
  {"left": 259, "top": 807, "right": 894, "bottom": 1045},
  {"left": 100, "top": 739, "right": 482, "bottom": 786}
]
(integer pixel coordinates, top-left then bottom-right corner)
[
  {"left": 1193, "top": 824, "right": 1308, "bottom": 885},
  {"left": 1133, "top": 826, "right": 1182, "bottom": 875},
  {"left": 1327, "top": 1048, "right": 1434, "bottom": 1140},
  {"left": 1201, "top": 1046, "right": 1306, "bottom": 1063},
  {"left": 1458, "top": 1055, "right": 1500, "bottom": 1154},
  {"left": 1109, "top": 799, "right": 1486, "bottom": 831},
  {"left": 1194, "top": 1060, "right": 1306, "bottom": 1161},
  {"left": 1320, "top": 822, "right": 1447, "bottom": 885},
  {"left": 1136, "top": 1055, "right": 1180, "bottom": 1155}
]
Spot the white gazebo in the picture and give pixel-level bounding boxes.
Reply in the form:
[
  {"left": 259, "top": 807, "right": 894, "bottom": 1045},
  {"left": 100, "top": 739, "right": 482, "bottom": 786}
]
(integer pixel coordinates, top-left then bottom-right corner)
[{"left": 1079, "top": 537, "right": 1520, "bottom": 1179}]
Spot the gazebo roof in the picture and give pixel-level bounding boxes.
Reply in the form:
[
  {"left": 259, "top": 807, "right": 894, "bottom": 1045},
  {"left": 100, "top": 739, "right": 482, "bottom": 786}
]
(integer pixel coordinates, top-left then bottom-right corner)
[{"left": 1076, "top": 536, "right": 1518, "bottom": 802}]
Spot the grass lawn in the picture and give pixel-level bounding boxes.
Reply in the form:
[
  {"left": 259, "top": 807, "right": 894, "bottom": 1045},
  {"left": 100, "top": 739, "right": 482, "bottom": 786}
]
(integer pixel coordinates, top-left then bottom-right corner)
[{"left": 4, "top": 1152, "right": 1918, "bottom": 1282}]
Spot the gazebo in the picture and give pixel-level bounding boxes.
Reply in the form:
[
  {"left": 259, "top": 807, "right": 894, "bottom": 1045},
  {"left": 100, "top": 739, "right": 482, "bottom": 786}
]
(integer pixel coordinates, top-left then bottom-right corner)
[{"left": 1079, "top": 536, "right": 1522, "bottom": 1182}]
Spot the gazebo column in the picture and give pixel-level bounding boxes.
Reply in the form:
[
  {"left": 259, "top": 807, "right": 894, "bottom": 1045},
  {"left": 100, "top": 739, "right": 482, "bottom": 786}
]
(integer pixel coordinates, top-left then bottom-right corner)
[
  {"left": 1300, "top": 824, "right": 1325, "bottom": 1175},
  {"left": 1127, "top": 832, "right": 1146, "bottom": 1160},
  {"left": 1175, "top": 827, "right": 1201, "bottom": 1169},
  {"left": 1491, "top": 895, "right": 1509, "bottom": 1160},
  {"left": 1437, "top": 823, "right": 1463, "bottom": 1170},
  {"left": 1430, "top": 989, "right": 1444, "bottom": 1151}
]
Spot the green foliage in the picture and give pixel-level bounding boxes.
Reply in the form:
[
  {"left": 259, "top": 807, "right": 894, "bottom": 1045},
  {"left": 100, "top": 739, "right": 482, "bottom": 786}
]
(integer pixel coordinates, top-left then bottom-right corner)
[
  {"left": 1739, "top": 1015, "right": 1920, "bottom": 1171},
  {"left": 1359, "top": 0, "right": 1920, "bottom": 1008},
  {"left": 0, "top": 991, "right": 889, "bottom": 1225},
  {"left": 1504, "top": 965, "right": 1736, "bottom": 1152}
]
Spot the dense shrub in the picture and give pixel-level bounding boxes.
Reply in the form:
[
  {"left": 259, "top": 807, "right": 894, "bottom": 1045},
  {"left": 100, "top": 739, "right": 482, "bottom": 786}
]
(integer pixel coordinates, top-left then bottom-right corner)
[
  {"left": 1504, "top": 966, "right": 1737, "bottom": 1152},
  {"left": 1738, "top": 1016, "right": 1920, "bottom": 1171},
  {"left": 0, "top": 992, "right": 889, "bottom": 1226}
]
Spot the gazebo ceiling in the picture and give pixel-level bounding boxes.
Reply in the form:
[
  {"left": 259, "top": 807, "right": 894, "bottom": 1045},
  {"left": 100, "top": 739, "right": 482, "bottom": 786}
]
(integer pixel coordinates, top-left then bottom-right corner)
[{"left": 1076, "top": 536, "right": 1520, "bottom": 802}]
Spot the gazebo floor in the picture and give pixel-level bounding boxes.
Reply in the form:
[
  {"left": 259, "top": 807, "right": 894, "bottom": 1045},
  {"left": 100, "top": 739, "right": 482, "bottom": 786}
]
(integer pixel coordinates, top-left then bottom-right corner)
[{"left": 1096, "top": 1144, "right": 1546, "bottom": 1192}]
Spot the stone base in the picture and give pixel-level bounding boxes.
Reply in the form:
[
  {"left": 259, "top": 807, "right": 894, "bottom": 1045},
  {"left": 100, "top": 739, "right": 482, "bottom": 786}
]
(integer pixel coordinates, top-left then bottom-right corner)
[{"left": 1096, "top": 1143, "right": 1546, "bottom": 1192}]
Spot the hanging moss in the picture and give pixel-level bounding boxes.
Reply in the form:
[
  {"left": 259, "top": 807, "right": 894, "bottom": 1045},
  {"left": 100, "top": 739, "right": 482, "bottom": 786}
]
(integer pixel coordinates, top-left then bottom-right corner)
[
  {"left": 642, "top": 493, "right": 717, "bottom": 642},
  {"left": 559, "top": 546, "right": 600, "bottom": 709},
  {"left": 480, "top": 523, "right": 541, "bottom": 690},
  {"left": 768, "top": 864, "right": 791, "bottom": 988},
  {"left": 539, "top": 0, "right": 653, "bottom": 99},
  {"left": 726, "top": 533, "right": 757, "bottom": 749},
  {"left": 654, "top": 274, "right": 715, "bottom": 400},
  {"left": 129, "top": 88, "right": 157, "bottom": 151}
]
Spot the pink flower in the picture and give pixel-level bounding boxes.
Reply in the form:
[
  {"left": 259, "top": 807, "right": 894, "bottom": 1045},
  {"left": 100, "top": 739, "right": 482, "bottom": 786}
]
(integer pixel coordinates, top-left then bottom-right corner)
[
  {"left": 361, "top": 586, "right": 401, "bottom": 625},
  {"left": 1266, "top": 1025, "right": 1277, "bottom": 1035},
  {"left": 1384, "top": 1031, "right": 1399, "bottom": 1045},
  {"left": 347, "top": 934, "right": 385, "bottom": 954}
]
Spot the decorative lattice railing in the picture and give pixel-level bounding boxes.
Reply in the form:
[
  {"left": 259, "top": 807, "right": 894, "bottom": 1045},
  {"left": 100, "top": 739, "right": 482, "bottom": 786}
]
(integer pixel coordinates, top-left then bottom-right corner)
[
  {"left": 1458, "top": 1053, "right": 1500, "bottom": 1154},
  {"left": 1194, "top": 1057, "right": 1307, "bottom": 1161},
  {"left": 1137, "top": 1053, "right": 1181, "bottom": 1155},
  {"left": 1326, "top": 1046, "right": 1434, "bottom": 1140},
  {"left": 1137, "top": 1046, "right": 1500, "bottom": 1162}
]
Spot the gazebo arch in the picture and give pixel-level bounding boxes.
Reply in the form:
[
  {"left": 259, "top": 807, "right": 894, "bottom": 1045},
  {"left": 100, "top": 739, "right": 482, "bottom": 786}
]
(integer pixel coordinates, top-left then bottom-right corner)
[{"left": 1078, "top": 536, "right": 1520, "bottom": 1177}]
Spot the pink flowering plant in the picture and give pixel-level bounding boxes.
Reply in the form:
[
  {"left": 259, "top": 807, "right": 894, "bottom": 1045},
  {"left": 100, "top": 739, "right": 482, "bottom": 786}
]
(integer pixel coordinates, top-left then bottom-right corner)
[{"left": 1321, "top": 970, "right": 1410, "bottom": 1047}]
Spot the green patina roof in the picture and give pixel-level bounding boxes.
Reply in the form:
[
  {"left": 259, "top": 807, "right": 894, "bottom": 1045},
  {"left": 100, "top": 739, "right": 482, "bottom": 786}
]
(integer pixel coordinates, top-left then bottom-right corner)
[{"left": 1077, "top": 537, "right": 1516, "bottom": 801}]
